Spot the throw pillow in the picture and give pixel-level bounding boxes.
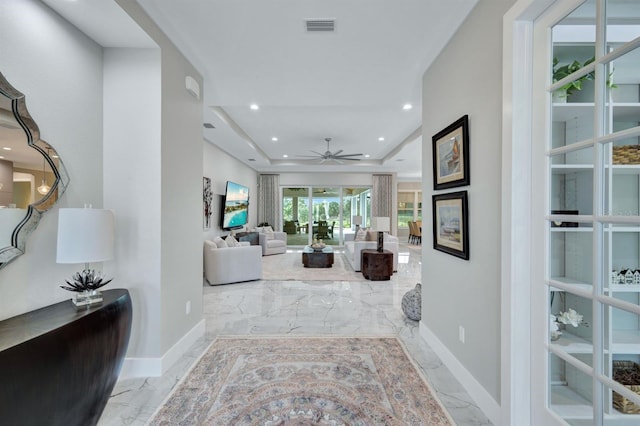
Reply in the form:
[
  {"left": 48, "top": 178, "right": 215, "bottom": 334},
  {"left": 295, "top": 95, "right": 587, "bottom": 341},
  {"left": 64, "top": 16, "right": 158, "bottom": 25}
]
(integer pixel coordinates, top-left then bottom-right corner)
[
  {"left": 213, "top": 236, "right": 227, "bottom": 248},
  {"left": 355, "top": 227, "right": 368, "bottom": 241},
  {"left": 366, "top": 230, "right": 378, "bottom": 241},
  {"left": 254, "top": 226, "right": 264, "bottom": 233},
  {"left": 204, "top": 240, "right": 217, "bottom": 250},
  {"left": 226, "top": 235, "right": 239, "bottom": 247},
  {"left": 264, "top": 225, "right": 274, "bottom": 233}
]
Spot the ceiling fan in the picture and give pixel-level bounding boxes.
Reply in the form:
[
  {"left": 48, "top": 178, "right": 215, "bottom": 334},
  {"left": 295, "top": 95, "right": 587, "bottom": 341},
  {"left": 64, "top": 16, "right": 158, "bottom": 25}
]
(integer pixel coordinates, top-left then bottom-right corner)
[{"left": 298, "top": 137, "right": 363, "bottom": 163}]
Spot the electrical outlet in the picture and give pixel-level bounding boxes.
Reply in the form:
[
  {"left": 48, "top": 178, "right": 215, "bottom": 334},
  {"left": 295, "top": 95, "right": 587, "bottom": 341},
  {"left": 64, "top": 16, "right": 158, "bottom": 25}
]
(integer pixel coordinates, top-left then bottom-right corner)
[
  {"left": 458, "top": 325, "right": 465, "bottom": 343},
  {"left": 186, "top": 300, "right": 191, "bottom": 315}
]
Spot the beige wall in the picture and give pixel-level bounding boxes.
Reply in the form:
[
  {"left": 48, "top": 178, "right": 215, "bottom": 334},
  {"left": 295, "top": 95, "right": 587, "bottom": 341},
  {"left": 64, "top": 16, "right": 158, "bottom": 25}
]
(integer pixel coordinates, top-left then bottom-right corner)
[{"left": 421, "top": 0, "right": 517, "bottom": 403}]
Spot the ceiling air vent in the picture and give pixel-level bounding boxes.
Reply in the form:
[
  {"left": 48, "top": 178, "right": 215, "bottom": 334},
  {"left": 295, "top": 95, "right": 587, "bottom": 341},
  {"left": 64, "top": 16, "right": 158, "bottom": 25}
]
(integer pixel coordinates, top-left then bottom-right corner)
[
  {"left": 305, "top": 19, "right": 335, "bottom": 32},
  {"left": 203, "top": 122, "right": 215, "bottom": 129}
]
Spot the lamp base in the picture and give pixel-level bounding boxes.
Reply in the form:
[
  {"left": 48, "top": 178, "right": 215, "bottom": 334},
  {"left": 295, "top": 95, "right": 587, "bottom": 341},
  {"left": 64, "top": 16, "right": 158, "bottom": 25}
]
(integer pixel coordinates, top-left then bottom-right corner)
[
  {"left": 377, "top": 231, "right": 384, "bottom": 252},
  {"left": 72, "top": 290, "right": 103, "bottom": 307}
]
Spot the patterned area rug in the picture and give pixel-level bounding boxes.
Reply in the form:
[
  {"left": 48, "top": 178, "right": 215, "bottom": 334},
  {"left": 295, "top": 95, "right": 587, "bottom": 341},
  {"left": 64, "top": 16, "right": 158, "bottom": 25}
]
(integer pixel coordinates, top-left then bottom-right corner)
[
  {"left": 150, "top": 337, "right": 454, "bottom": 425},
  {"left": 261, "top": 251, "right": 366, "bottom": 282}
]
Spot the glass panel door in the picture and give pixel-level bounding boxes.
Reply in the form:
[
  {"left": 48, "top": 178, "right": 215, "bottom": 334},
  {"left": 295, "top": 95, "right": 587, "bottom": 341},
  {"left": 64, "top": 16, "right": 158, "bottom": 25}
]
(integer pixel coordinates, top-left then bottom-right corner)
[
  {"left": 343, "top": 187, "right": 371, "bottom": 241},
  {"left": 311, "top": 187, "right": 340, "bottom": 246},
  {"left": 282, "top": 187, "right": 310, "bottom": 246}
]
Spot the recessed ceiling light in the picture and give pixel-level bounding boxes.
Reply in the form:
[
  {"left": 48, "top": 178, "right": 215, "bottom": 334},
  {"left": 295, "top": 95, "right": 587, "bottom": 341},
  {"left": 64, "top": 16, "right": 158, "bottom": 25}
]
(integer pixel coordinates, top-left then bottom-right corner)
[
  {"left": 364, "top": 154, "right": 370, "bottom": 158},
  {"left": 52, "top": 154, "right": 59, "bottom": 158},
  {"left": 250, "top": 104, "right": 259, "bottom": 110},
  {"left": 378, "top": 137, "right": 385, "bottom": 141},
  {"left": 0, "top": 156, "right": 4, "bottom": 159},
  {"left": 402, "top": 103, "right": 412, "bottom": 110},
  {"left": 2, "top": 147, "right": 12, "bottom": 151},
  {"left": 283, "top": 154, "right": 288, "bottom": 158},
  {"left": 203, "top": 122, "right": 215, "bottom": 129},
  {"left": 271, "top": 137, "right": 278, "bottom": 142}
]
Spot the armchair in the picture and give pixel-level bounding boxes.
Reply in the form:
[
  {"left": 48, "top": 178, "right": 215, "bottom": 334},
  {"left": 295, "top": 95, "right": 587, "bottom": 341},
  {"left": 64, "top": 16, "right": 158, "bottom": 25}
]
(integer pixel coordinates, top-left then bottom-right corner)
[
  {"left": 254, "top": 226, "right": 287, "bottom": 255},
  {"left": 283, "top": 220, "right": 298, "bottom": 235}
]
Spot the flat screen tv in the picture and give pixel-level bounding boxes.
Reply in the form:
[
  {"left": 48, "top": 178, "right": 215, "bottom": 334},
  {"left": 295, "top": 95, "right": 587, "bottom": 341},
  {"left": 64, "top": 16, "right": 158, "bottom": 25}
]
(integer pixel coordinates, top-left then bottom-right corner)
[{"left": 221, "top": 181, "right": 249, "bottom": 230}]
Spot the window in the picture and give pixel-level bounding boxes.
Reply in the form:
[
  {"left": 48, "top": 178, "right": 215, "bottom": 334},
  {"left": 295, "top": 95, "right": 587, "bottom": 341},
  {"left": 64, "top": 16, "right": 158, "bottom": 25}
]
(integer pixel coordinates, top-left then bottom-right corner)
[{"left": 397, "top": 190, "right": 422, "bottom": 228}]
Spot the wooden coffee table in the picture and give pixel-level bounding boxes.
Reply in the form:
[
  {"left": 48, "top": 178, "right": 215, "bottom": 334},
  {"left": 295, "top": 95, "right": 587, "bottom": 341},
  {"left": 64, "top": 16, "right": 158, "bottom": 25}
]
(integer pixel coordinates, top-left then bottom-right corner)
[
  {"left": 361, "top": 249, "right": 393, "bottom": 280},
  {"left": 302, "top": 246, "right": 334, "bottom": 268}
]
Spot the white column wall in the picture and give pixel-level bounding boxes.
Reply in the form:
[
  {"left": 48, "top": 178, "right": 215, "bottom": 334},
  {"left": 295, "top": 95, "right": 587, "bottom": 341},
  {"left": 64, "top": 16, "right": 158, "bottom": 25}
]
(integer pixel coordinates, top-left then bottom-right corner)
[
  {"left": 112, "top": 1, "right": 205, "bottom": 374},
  {"left": 103, "top": 47, "right": 162, "bottom": 358}
]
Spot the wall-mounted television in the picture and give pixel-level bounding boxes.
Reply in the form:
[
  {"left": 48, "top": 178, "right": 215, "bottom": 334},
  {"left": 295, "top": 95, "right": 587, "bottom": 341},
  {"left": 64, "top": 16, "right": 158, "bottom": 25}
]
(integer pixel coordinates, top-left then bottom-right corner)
[{"left": 221, "top": 181, "right": 249, "bottom": 230}]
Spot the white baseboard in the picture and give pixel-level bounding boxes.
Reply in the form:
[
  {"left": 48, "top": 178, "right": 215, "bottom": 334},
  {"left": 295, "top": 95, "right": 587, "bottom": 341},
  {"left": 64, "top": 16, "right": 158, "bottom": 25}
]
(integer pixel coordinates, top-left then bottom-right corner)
[
  {"left": 119, "top": 319, "right": 205, "bottom": 380},
  {"left": 419, "top": 323, "right": 501, "bottom": 425}
]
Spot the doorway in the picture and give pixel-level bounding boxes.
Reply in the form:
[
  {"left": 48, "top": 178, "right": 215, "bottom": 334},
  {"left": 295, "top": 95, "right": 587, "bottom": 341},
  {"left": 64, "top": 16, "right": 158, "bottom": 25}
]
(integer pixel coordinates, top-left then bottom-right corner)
[{"left": 281, "top": 186, "right": 371, "bottom": 246}]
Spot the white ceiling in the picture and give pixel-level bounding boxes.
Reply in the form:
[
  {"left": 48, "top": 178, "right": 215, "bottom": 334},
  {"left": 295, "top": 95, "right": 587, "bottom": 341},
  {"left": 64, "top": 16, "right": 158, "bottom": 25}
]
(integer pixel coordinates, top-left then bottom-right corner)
[{"left": 43, "top": 0, "right": 479, "bottom": 180}]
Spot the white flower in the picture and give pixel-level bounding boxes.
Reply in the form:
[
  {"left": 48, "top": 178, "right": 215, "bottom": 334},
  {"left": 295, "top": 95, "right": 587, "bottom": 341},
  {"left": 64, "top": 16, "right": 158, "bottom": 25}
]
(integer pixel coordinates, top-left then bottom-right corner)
[
  {"left": 557, "top": 308, "right": 583, "bottom": 328},
  {"left": 550, "top": 314, "right": 560, "bottom": 332}
]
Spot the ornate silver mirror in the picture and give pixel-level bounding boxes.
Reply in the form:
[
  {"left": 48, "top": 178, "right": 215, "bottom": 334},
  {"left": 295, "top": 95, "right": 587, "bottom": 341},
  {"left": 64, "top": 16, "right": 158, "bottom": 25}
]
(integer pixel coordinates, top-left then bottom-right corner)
[{"left": 0, "top": 72, "right": 69, "bottom": 269}]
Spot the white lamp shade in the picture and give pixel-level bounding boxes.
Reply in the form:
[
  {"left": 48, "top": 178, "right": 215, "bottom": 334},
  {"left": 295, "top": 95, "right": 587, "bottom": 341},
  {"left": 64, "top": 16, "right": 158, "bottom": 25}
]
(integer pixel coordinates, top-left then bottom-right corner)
[
  {"left": 352, "top": 215, "right": 362, "bottom": 225},
  {"left": 56, "top": 208, "right": 115, "bottom": 264},
  {"left": 371, "top": 217, "right": 390, "bottom": 232}
]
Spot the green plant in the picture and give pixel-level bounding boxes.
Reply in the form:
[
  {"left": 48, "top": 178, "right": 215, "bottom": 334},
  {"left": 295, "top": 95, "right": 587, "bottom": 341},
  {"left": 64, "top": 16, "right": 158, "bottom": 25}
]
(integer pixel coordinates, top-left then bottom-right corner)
[{"left": 553, "top": 56, "right": 616, "bottom": 99}]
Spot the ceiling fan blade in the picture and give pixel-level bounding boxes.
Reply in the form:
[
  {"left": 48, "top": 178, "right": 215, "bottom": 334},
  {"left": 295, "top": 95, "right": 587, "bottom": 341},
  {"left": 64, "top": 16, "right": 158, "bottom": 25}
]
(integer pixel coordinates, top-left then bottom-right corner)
[
  {"left": 297, "top": 155, "right": 322, "bottom": 158},
  {"left": 333, "top": 149, "right": 343, "bottom": 156},
  {"left": 337, "top": 157, "right": 361, "bottom": 161},
  {"left": 334, "top": 153, "right": 363, "bottom": 158}
]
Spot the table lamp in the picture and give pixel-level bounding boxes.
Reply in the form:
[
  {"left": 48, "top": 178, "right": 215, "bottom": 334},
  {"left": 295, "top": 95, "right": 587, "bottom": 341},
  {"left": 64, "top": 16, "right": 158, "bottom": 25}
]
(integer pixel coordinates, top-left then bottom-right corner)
[
  {"left": 352, "top": 215, "right": 362, "bottom": 232},
  {"left": 57, "top": 207, "right": 115, "bottom": 306},
  {"left": 371, "top": 217, "right": 390, "bottom": 252}
]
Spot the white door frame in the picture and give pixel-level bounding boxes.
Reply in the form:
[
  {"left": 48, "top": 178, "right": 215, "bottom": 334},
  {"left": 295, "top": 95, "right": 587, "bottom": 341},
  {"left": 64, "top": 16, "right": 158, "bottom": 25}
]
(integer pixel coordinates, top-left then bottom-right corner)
[{"left": 501, "top": 0, "right": 581, "bottom": 424}]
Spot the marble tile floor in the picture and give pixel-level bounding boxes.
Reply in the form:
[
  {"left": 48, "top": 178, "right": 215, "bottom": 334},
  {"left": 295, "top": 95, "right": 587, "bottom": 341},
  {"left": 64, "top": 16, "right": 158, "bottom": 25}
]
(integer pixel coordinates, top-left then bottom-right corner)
[{"left": 99, "top": 244, "right": 492, "bottom": 425}]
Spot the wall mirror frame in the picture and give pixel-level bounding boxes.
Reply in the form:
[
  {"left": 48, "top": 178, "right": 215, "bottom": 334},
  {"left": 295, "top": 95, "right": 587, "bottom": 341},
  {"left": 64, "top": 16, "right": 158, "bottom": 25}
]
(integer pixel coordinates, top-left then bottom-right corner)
[{"left": 0, "top": 72, "right": 69, "bottom": 269}]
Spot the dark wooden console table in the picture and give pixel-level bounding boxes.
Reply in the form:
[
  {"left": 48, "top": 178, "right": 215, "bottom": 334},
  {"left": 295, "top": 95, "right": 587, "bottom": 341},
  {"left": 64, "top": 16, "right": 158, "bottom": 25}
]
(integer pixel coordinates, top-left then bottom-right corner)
[
  {"left": 0, "top": 289, "right": 132, "bottom": 426},
  {"left": 235, "top": 231, "right": 259, "bottom": 245},
  {"left": 361, "top": 249, "right": 394, "bottom": 281}
]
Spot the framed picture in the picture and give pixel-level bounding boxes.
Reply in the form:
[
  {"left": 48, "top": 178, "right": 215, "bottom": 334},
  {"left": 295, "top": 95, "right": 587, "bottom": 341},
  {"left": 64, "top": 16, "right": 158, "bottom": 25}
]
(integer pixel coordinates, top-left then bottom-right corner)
[
  {"left": 432, "top": 191, "right": 469, "bottom": 260},
  {"left": 203, "top": 177, "right": 212, "bottom": 229},
  {"left": 432, "top": 115, "right": 470, "bottom": 190}
]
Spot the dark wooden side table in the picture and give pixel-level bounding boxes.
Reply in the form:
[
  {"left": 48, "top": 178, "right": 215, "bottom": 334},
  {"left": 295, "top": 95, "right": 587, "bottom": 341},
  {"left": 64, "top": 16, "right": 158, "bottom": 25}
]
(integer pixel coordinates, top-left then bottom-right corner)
[
  {"left": 235, "top": 231, "right": 259, "bottom": 245},
  {"left": 361, "top": 249, "right": 393, "bottom": 280}
]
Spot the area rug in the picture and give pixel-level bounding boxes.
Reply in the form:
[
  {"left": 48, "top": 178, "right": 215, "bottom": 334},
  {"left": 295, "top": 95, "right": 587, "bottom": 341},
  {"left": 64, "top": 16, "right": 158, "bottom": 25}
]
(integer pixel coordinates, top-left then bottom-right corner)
[
  {"left": 150, "top": 337, "right": 454, "bottom": 425},
  {"left": 261, "top": 250, "right": 367, "bottom": 282}
]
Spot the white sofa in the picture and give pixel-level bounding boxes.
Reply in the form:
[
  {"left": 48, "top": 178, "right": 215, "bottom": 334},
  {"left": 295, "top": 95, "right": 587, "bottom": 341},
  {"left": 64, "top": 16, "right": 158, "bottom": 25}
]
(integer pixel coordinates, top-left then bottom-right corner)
[
  {"left": 254, "top": 226, "right": 287, "bottom": 256},
  {"left": 204, "top": 237, "right": 263, "bottom": 285},
  {"left": 344, "top": 230, "right": 399, "bottom": 272}
]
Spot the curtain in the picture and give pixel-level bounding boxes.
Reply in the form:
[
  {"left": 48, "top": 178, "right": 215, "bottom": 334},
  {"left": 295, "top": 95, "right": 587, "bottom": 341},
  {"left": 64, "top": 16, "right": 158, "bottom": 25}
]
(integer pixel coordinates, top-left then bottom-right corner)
[
  {"left": 372, "top": 174, "right": 393, "bottom": 219},
  {"left": 257, "top": 174, "right": 280, "bottom": 230}
]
